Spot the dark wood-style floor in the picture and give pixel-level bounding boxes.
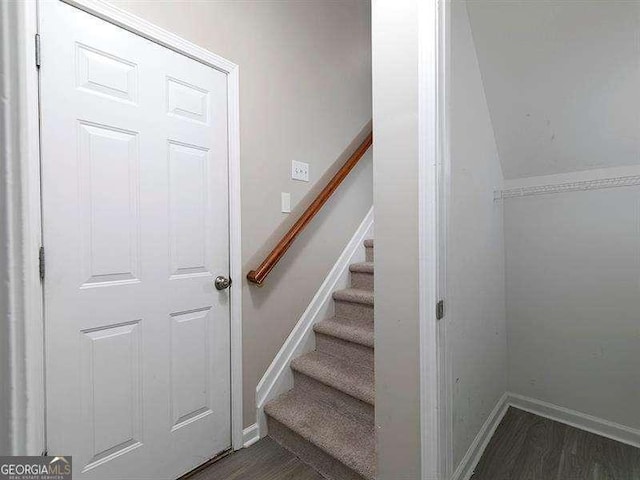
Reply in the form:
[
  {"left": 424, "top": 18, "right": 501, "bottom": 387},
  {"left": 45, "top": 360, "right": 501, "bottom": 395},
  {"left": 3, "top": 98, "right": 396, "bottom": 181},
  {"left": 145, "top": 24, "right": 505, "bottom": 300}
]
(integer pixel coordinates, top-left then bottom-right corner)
[
  {"left": 185, "top": 437, "right": 323, "bottom": 480},
  {"left": 472, "top": 407, "right": 640, "bottom": 480},
  {"left": 185, "top": 407, "right": 640, "bottom": 480}
]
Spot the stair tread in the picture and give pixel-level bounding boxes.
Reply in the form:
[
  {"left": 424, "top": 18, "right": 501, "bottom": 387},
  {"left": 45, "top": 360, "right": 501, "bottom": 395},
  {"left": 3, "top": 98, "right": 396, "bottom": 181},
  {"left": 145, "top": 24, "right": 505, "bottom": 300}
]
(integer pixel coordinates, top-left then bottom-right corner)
[
  {"left": 363, "top": 239, "right": 374, "bottom": 248},
  {"left": 265, "top": 389, "right": 376, "bottom": 480},
  {"left": 349, "top": 262, "right": 374, "bottom": 274},
  {"left": 291, "top": 351, "right": 374, "bottom": 405},
  {"left": 314, "top": 317, "right": 374, "bottom": 348},
  {"left": 333, "top": 288, "right": 374, "bottom": 306}
]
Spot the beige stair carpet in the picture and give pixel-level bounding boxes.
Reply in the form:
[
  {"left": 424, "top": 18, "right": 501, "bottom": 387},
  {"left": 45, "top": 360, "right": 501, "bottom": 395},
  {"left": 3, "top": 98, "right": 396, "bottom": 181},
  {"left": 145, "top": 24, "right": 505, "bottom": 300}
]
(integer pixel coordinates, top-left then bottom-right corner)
[{"left": 264, "top": 239, "right": 376, "bottom": 480}]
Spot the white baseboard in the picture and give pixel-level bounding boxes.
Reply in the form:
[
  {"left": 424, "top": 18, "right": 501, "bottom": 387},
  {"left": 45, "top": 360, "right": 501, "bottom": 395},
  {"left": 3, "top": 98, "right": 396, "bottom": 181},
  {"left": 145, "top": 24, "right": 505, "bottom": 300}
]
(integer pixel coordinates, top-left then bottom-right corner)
[
  {"left": 242, "top": 423, "right": 260, "bottom": 448},
  {"left": 451, "top": 392, "right": 510, "bottom": 480},
  {"left": 451, "top": 391, "right": 640, "bottom": 479},
  {"left": 254, "top": 207, "right": 374, "bottom": 439},
  {"left": 507, "top": 393, "right": 640, "bottom": 449}
]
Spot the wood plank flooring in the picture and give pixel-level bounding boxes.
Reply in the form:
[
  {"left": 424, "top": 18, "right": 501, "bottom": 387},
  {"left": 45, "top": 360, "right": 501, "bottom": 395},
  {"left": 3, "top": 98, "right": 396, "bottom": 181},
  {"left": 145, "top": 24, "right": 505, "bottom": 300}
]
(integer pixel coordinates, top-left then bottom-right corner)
[
  {"left": 185, "top": 437, "right": 323, "bottom": 480},
  {"left": 472, "top": 407, "right": 640, "bottom": 480},
  {"left": 185, "top": 408, "right": 640, "bottom": 480}
]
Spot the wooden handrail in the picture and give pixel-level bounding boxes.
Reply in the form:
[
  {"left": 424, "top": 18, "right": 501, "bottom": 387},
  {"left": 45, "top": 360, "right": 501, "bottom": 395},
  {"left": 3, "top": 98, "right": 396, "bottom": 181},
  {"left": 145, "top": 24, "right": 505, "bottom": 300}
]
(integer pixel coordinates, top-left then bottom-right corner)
[{"left": 247, "top": 131, "right": 373, "bottom": 286}]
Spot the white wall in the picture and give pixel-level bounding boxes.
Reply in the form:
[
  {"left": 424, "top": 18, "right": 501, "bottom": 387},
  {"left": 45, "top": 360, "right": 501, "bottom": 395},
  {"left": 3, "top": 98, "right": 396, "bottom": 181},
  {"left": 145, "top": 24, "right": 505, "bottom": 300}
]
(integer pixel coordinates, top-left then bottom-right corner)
[
  {"left": 505, "top": 180, "right": 640, "bottom": 430},
  {"left": 372, "top": 0, "right": 422, "bottom": 477},
  {"left": 105, "top": 0, "right": 373, "bottom": 428},
  {"left": 449, "top": 0, "right": 507, "bottom": 468},
  {"left": 462, "top": 0, "right": 640, "bottom": 434},
  {"left": 466, "top": 0, "right": 640, "bottom": 179}
]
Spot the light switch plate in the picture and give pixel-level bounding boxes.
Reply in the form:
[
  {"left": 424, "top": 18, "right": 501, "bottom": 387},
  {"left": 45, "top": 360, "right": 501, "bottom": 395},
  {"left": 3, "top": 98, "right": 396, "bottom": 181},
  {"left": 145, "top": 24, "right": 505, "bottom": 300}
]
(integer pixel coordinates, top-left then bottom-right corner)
[
  {"left": 291, "top": 161, "right": 309, "bottom": 182},
  {"left": 281, "top": 192, "right": 291, "bottom": 213}
]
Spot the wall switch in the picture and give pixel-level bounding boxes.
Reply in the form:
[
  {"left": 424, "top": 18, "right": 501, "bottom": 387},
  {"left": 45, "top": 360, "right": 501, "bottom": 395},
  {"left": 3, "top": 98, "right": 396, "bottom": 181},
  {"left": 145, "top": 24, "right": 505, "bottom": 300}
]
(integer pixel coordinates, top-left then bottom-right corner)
[
  {"left": 291, "top": 161, "right": 309, "bottom": 182},
  {"left": 281, "top": 192, "right": 291, "bottom": 213}
]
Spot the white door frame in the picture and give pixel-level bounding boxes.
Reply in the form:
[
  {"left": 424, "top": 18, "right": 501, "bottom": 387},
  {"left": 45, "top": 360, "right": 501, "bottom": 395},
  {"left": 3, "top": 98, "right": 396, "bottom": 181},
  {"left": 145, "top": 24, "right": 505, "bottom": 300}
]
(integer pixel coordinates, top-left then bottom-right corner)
[
  {"left": 418, "top": 0, "right": 451, "bottom": 478},
  {"left": 435, "top": 1, "right": 453, "bottom": 477},
  {"left": 2, "top": 0, "right": 243, "bottom": 457}
]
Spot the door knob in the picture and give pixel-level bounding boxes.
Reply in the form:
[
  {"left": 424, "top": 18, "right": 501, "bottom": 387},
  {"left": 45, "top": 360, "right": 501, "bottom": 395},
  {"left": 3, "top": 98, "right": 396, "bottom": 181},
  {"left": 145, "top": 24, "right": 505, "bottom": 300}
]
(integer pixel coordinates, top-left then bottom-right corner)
[{"left": 214, "top": 275, "right": 232, "bottom": 290}]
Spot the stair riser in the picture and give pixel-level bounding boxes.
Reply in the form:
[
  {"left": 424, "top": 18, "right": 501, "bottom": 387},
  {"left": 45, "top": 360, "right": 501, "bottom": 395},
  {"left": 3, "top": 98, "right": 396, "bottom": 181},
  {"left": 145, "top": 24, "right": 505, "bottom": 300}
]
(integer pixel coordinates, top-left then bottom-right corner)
[
  {"left": 267, "top": 417, "right": 369, "bottom": 480},
  {"left": 365, "top": 246, "right": 373, "bottom": 263},
  {"left": 315, "top": 333, "right": 373, "bottom": 369},
  {"left": 350, "top": 271, "right": 373, "bottom": 291},
  {"left": 293, "top": 371, "right": 374, "bottom": 423},
  {"left": 335, "top": 300, "right": 374, "bottom": 323}
]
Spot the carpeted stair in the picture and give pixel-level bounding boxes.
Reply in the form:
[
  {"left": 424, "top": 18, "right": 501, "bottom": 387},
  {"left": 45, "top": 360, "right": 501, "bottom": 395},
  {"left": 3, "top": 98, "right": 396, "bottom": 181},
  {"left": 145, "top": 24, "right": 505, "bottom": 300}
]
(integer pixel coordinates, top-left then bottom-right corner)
[{"left": 264, "top": 239, "right": 375, "bottom": 480}]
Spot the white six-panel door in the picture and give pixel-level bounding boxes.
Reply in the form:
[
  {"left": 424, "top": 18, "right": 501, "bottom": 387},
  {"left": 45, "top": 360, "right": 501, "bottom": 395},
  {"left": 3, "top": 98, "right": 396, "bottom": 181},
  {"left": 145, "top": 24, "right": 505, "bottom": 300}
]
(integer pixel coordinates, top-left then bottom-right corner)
[{"left": 40, "top": 2, "right": 231, "bottom": 478}]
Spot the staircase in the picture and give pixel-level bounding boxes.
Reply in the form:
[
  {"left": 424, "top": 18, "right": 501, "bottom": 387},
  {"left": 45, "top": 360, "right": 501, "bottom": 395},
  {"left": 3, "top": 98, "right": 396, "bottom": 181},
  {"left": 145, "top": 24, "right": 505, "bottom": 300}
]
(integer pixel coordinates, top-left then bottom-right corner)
[{"left": 264, "top": 239, "right": 376, "bottom": 480}]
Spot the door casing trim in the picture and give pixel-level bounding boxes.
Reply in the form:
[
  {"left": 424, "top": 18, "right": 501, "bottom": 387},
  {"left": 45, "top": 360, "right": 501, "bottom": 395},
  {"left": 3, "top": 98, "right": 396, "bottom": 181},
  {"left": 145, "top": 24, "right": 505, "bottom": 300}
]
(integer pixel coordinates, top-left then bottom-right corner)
[
  {"left": 10, "top": 0, "right": 243, "bottom": 456},
  {"left": 0, "top": 0, "right": 44, "bottom": 456},
  {"left": 417, "top": 0, "right": 450, "bottom": 477}
]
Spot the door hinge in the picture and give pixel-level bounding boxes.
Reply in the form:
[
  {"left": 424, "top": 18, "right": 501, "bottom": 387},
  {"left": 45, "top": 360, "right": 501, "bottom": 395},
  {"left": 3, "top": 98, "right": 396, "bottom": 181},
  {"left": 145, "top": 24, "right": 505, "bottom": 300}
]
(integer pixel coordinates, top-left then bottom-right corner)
[
  {"left": 35, "top": 34, "right": 41, "bottom": 68},
  {"left": 436, "top": 299, "right": 445, "bottom": 320},
  {"left": 39, "top": 246, "right": 45, "bottom": 280}
]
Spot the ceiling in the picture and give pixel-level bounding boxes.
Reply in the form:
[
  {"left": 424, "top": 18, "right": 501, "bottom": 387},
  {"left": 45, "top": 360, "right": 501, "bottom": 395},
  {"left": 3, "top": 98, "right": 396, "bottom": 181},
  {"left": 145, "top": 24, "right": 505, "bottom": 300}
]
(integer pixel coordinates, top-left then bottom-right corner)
[{"left": 465, "top": 0, "right": 640, "bottom": 179}]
